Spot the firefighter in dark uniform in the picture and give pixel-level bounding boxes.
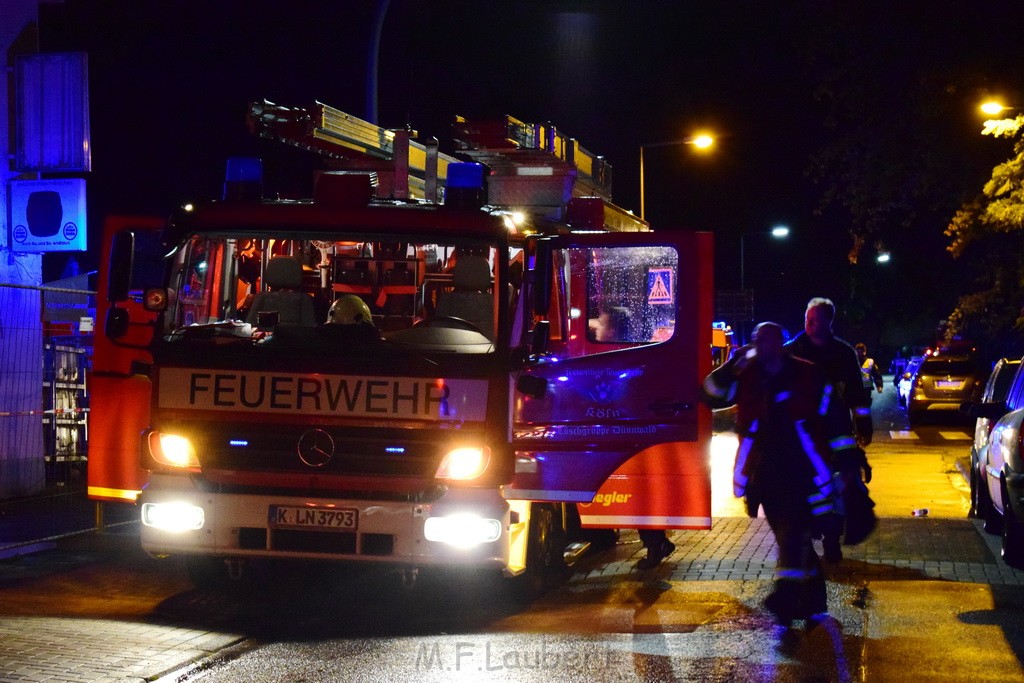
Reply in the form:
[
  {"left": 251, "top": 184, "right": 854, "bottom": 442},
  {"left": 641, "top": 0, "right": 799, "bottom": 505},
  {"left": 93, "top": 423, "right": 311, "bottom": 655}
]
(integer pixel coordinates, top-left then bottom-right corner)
[
  {"left": 701, "top": 322, "right": 856, "bottom": 627},
  {"left": 785, "top": 297, "right": 873, "bottom": 563}
]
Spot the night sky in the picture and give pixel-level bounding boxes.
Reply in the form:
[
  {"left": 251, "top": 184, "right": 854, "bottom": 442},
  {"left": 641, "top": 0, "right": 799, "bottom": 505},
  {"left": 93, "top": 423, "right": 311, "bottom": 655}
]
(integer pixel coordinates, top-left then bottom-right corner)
[{"left": 36, "top": 0, "right": 1024, "bottom": 356}]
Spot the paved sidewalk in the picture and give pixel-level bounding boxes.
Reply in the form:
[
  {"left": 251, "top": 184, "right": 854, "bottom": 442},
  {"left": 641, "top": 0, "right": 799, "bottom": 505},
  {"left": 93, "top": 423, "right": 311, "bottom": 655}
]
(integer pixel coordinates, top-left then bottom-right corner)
[{"left": 2, "top": 426, "right": 1022, "bottom": 681}]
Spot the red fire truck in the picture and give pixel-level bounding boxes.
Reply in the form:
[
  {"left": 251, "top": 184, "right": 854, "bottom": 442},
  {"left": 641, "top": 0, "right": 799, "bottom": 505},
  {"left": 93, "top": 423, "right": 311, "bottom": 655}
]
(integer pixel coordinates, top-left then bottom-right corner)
[{"left": 90, "top": 101, "right": 713, "bottom": 587}]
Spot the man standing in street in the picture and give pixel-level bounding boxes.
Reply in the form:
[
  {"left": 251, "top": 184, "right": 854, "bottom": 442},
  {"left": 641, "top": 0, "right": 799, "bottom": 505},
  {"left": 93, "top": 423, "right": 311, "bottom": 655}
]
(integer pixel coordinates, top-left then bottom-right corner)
[
  {"left": 855, "top": 342, "right": 884, "bottom": 407},
  {"left": 700, "top": 322, "right": 854, "bottom": 628},
  {"left": 786, "top": 297, "right": 873, "bottom": 563}
]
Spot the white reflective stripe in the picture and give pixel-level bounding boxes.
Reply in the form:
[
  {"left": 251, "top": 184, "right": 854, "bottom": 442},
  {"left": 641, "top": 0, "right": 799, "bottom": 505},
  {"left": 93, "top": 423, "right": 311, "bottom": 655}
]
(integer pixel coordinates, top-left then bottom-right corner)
[
  {"left": 578, "top": 514, "right": 713, "bottom": 527},
  {"left": 819, "top": 384, "right": 833, "bottom": 416},
  {"left": 504, "top": 489, "right": 596, "bottom": 502},
  {"left": 794, "top": 419, "right": 833, "bottom": 489},
  {"left": 776, "top": 567, "right": 818, "bottom": 581},
  {"left": 775, "top": 390, "right": 791, "bottom": 403},
  {"left": 830, "top": 436, "right": 857, "bottom": 451},
  {"left": 855, "top": 406, "right": 871, "bottom": 416}
]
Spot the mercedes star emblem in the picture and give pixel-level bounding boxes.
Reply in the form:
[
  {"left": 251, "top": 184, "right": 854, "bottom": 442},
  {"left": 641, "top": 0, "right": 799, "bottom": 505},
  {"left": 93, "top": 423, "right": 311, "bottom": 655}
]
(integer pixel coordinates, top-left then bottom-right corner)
[{"left": 297, "top": 429, "right": 335, "bottom": 468}]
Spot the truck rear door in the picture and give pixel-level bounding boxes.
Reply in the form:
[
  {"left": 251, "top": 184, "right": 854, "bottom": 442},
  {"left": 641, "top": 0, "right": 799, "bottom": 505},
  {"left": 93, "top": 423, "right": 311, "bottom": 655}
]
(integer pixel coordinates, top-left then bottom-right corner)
[{"left": 510, "top": 230, "right": 713, "bottom": 529}]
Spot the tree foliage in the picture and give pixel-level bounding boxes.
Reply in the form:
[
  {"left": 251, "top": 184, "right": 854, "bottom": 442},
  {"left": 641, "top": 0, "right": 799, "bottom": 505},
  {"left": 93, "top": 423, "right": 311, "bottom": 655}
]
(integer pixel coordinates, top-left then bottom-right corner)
[{"left": 945, "top": 117, "right": 1024, "bottom": 356}]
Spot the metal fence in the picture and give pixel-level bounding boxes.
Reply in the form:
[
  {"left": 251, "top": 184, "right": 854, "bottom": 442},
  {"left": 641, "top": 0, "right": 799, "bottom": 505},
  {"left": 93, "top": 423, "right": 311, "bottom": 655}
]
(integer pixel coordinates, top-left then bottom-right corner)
[{"left": 0, "top": 280, "right": 134, "bottom": 553}]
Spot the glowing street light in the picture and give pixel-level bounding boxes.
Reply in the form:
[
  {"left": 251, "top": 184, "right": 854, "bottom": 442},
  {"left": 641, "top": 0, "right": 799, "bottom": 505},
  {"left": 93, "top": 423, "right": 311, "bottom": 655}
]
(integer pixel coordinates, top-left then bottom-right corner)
[
  {"left": 639, "top": 133, "right": 715, "bottom": 220},
  {"left": 980, "top": 100, "right": 1009, "bottom": 117}
]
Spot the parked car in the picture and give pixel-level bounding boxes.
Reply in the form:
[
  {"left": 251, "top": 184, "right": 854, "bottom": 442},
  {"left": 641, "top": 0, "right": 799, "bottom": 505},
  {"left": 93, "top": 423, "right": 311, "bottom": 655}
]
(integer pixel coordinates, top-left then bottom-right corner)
[
  {"left": 907, "top": 354, "right": 985, "bottom": 426},
  {"left": 964, "top": 358, "right": 1021, "bottom": 519},
  {"left": 897, "top": 355, "right": 924, "bottom": 408},
  {"left": 966, "top": 358, "right": 1024, "bottom": 567}
]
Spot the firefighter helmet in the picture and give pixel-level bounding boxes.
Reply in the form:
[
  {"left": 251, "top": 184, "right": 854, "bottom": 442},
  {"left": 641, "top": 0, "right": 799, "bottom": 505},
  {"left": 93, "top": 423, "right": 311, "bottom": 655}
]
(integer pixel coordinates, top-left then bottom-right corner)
[{"left": 327, "top": 295, "right": 372, "bottom": 325}]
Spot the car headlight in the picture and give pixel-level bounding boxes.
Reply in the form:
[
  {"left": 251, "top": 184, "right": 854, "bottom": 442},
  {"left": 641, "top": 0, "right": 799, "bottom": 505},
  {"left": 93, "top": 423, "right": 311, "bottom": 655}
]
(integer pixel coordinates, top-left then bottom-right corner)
[{"left": 434, "top": 446, "right": 490, "bottom": 481}]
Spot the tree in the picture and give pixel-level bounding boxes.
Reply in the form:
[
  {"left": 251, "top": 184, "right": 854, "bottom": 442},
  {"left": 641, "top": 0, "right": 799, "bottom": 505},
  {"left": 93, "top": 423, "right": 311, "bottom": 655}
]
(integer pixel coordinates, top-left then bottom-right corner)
[{"left": 945, "top": 116, "right": 1024, "bottom": 359}]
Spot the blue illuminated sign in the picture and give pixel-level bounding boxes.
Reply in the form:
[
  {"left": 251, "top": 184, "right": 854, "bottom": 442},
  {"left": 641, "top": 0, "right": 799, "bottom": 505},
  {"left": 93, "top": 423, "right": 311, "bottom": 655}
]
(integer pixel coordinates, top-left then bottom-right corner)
[{"left": 9, "top": 179, "right": 88, "bottom": 252}]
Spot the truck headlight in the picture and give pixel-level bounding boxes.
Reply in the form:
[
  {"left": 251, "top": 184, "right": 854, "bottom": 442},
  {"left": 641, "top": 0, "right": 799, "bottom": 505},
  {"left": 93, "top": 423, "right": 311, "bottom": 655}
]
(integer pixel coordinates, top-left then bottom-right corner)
[
  {"left": 435, "top": 446, "right": 490, "bottom": 481},
  {"left": 141, "top": 502, "right": 205, "bottom": 532},
  {"left": 424, "top": 513, "right": 501, "bottom": 547},
  {"left": 148, "top": 432, "right": 200, "bottom": 469}
]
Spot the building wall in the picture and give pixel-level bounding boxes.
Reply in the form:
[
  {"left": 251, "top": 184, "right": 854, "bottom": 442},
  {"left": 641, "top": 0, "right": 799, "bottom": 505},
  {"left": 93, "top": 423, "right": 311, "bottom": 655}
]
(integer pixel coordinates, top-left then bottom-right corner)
[{"left": 1, "top": 0, "right": 45, "bottom": 497}]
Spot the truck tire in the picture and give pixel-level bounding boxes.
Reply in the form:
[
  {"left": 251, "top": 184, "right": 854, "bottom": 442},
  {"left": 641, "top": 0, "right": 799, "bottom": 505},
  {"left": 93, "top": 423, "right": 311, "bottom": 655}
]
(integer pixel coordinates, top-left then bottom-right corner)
[{"left": 511, "top": 503, "right": 567, "bottom": 601}]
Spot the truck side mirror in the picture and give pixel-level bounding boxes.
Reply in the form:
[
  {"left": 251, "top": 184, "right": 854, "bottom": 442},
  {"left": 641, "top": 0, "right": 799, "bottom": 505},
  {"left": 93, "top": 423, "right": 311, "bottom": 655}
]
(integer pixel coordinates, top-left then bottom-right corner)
[
  {"left": 531, "top": 320, "right": 550, "bottom": 355},
  {"left": 516, "top": 374, "right": 547, "bottom": 400},
  {"left": 104, "top": 307, "right": 129, "bottom": 339},
  {"left": 108, "top": 230, "right": 136, "bottom": 303},
  {"left": 532, "top": 245, "right": 551, "bottom": 317}
]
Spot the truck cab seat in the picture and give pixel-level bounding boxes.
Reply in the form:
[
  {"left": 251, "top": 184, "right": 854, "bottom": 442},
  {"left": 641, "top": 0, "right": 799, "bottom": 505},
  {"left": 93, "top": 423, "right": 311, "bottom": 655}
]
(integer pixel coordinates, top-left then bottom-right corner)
[
  {"left": 246, "top": 256, "right": 316, "bottom": 327},
  {"left": 434, "top": 255, "right": 493, "bottom": 336}
]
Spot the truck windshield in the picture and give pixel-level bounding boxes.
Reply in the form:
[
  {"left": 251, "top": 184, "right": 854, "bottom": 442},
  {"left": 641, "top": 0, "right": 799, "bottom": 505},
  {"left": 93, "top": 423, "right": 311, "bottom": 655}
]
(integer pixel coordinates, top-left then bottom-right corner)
[{"left": 164, "top": 235, "right": 504, "bottom": 354}]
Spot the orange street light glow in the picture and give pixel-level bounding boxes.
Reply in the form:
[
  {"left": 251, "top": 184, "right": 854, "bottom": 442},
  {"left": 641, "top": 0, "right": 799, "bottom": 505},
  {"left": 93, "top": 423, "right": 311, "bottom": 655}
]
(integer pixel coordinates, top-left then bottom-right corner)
[{"left": 981, "top": 101, "right": 1007, "bottom": 116}]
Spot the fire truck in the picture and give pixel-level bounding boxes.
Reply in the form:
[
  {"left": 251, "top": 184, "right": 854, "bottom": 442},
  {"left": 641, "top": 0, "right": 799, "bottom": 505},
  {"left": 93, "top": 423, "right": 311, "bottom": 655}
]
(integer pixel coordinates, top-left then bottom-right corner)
[{"left": 90, "top": 101, "right": 714, "bottom": 588}]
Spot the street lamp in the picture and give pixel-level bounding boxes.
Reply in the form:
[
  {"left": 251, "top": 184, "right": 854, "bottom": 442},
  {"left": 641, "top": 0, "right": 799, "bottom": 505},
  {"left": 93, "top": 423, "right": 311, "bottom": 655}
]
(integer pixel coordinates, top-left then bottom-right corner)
[
  {"left": 639, "top": 134, "right": 715, "bottom": 220},
  {"left": 740, "top": 224, "right": 790, "bottom": 291},
  {"left": 980, "top": 100, "right": 1016, "bottom": 117}
]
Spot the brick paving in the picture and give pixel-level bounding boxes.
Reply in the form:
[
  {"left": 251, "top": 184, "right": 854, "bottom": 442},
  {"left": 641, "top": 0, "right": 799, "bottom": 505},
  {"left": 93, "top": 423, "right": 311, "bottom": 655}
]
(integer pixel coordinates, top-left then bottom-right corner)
[
  {"left": 1, "top": 508, "right": 1021, "bottom": 682},
  {"left": 2, "top": 425, "right": 1023, "bottom": 681},
  {"left": 580, "top": 515, "right": 1024, "bottom": 588}
]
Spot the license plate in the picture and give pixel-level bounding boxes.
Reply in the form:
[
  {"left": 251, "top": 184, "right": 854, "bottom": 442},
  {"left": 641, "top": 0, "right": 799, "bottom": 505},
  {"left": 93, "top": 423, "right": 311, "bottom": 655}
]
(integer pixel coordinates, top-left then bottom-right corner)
[
  {"left": 935, "top": 380, "right": 963, "bottom": 390},
  {"left": 269, "top": 505, "right": 358, "bottom": 531}
]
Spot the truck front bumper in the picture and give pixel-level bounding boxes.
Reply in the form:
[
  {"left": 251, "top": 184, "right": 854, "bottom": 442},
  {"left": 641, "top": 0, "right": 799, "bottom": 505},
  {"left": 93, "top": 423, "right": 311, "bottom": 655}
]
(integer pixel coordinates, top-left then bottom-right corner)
[{"left": 139, "top": 474, "right": 511, "bottom": 570}]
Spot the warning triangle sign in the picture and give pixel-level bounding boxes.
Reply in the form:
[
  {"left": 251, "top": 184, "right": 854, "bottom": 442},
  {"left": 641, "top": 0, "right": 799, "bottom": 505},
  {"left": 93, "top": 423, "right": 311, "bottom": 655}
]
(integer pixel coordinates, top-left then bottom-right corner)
[{"left": 648, "top": 270, "right": 672, "bottom": 304}]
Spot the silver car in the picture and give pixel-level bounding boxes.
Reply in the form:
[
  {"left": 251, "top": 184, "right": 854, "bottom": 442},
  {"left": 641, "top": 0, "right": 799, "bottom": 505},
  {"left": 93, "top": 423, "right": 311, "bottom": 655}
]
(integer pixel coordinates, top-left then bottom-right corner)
[{"left": 966, "top": 358, "right": 1021, "bottom": 520}]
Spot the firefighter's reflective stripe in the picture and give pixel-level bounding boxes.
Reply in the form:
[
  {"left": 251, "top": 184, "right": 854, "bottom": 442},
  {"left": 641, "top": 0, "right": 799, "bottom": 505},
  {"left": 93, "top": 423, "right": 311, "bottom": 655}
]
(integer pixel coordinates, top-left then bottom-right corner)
[
  {"left": 830, "top": 435, "right": 857, "bottom": 452},
  {"left": 854, "top": 406, "right": 871, "bottom": 417},
  {"left": 774, "top": 390, "right": 791, "bottom": 403},
  {"left": 794, "top": 419, "right": 836, "bottom": 515},
  {"left": 776, "top": 566, "right": 819, "bottom": 581},
  {"left": 818, "top": 384, "right": 833, "bottom": 416}
]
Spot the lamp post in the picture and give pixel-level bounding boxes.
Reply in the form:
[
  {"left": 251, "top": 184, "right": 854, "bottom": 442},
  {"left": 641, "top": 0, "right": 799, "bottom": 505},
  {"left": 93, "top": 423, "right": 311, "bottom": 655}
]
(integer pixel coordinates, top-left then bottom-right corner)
[
  {"left": 639, "top": 134, "right": 714, "bottom": 221},
  {"left": 740, "top": 224, "right": 790, "bottom": 291}
]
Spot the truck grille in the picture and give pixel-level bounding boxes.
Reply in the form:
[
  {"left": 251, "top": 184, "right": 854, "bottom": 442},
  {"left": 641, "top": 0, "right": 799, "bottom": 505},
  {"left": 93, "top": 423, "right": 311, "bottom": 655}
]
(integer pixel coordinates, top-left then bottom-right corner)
[
  {"left": 187, "top": 422, "right": 449, "bottom": 479},
  {"left": 237, "top": 526, "right": 394, "bottom": 556}
]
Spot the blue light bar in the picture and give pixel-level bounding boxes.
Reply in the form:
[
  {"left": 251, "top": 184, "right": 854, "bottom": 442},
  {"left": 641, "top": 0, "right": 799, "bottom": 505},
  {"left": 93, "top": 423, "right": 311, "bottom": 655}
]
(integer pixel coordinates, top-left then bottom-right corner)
[
  {"left": 446, "top": 162, "right": 485, "bottom": 189},
  {"left": 225, "top": 157, "right": 263, "bottom": 183}
]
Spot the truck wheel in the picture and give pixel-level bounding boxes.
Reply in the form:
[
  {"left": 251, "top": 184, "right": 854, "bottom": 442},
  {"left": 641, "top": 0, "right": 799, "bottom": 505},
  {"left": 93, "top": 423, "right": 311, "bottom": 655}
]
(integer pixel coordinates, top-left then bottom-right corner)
[
  {"left": 1001, "top": 482, "right": 1024, "bottom": 568},
  {"left": 512, "top": 503, "right": 567, "bottom": 600},
  {"left": 186, "top": 556, "right": 230, "bottom": 590}
]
